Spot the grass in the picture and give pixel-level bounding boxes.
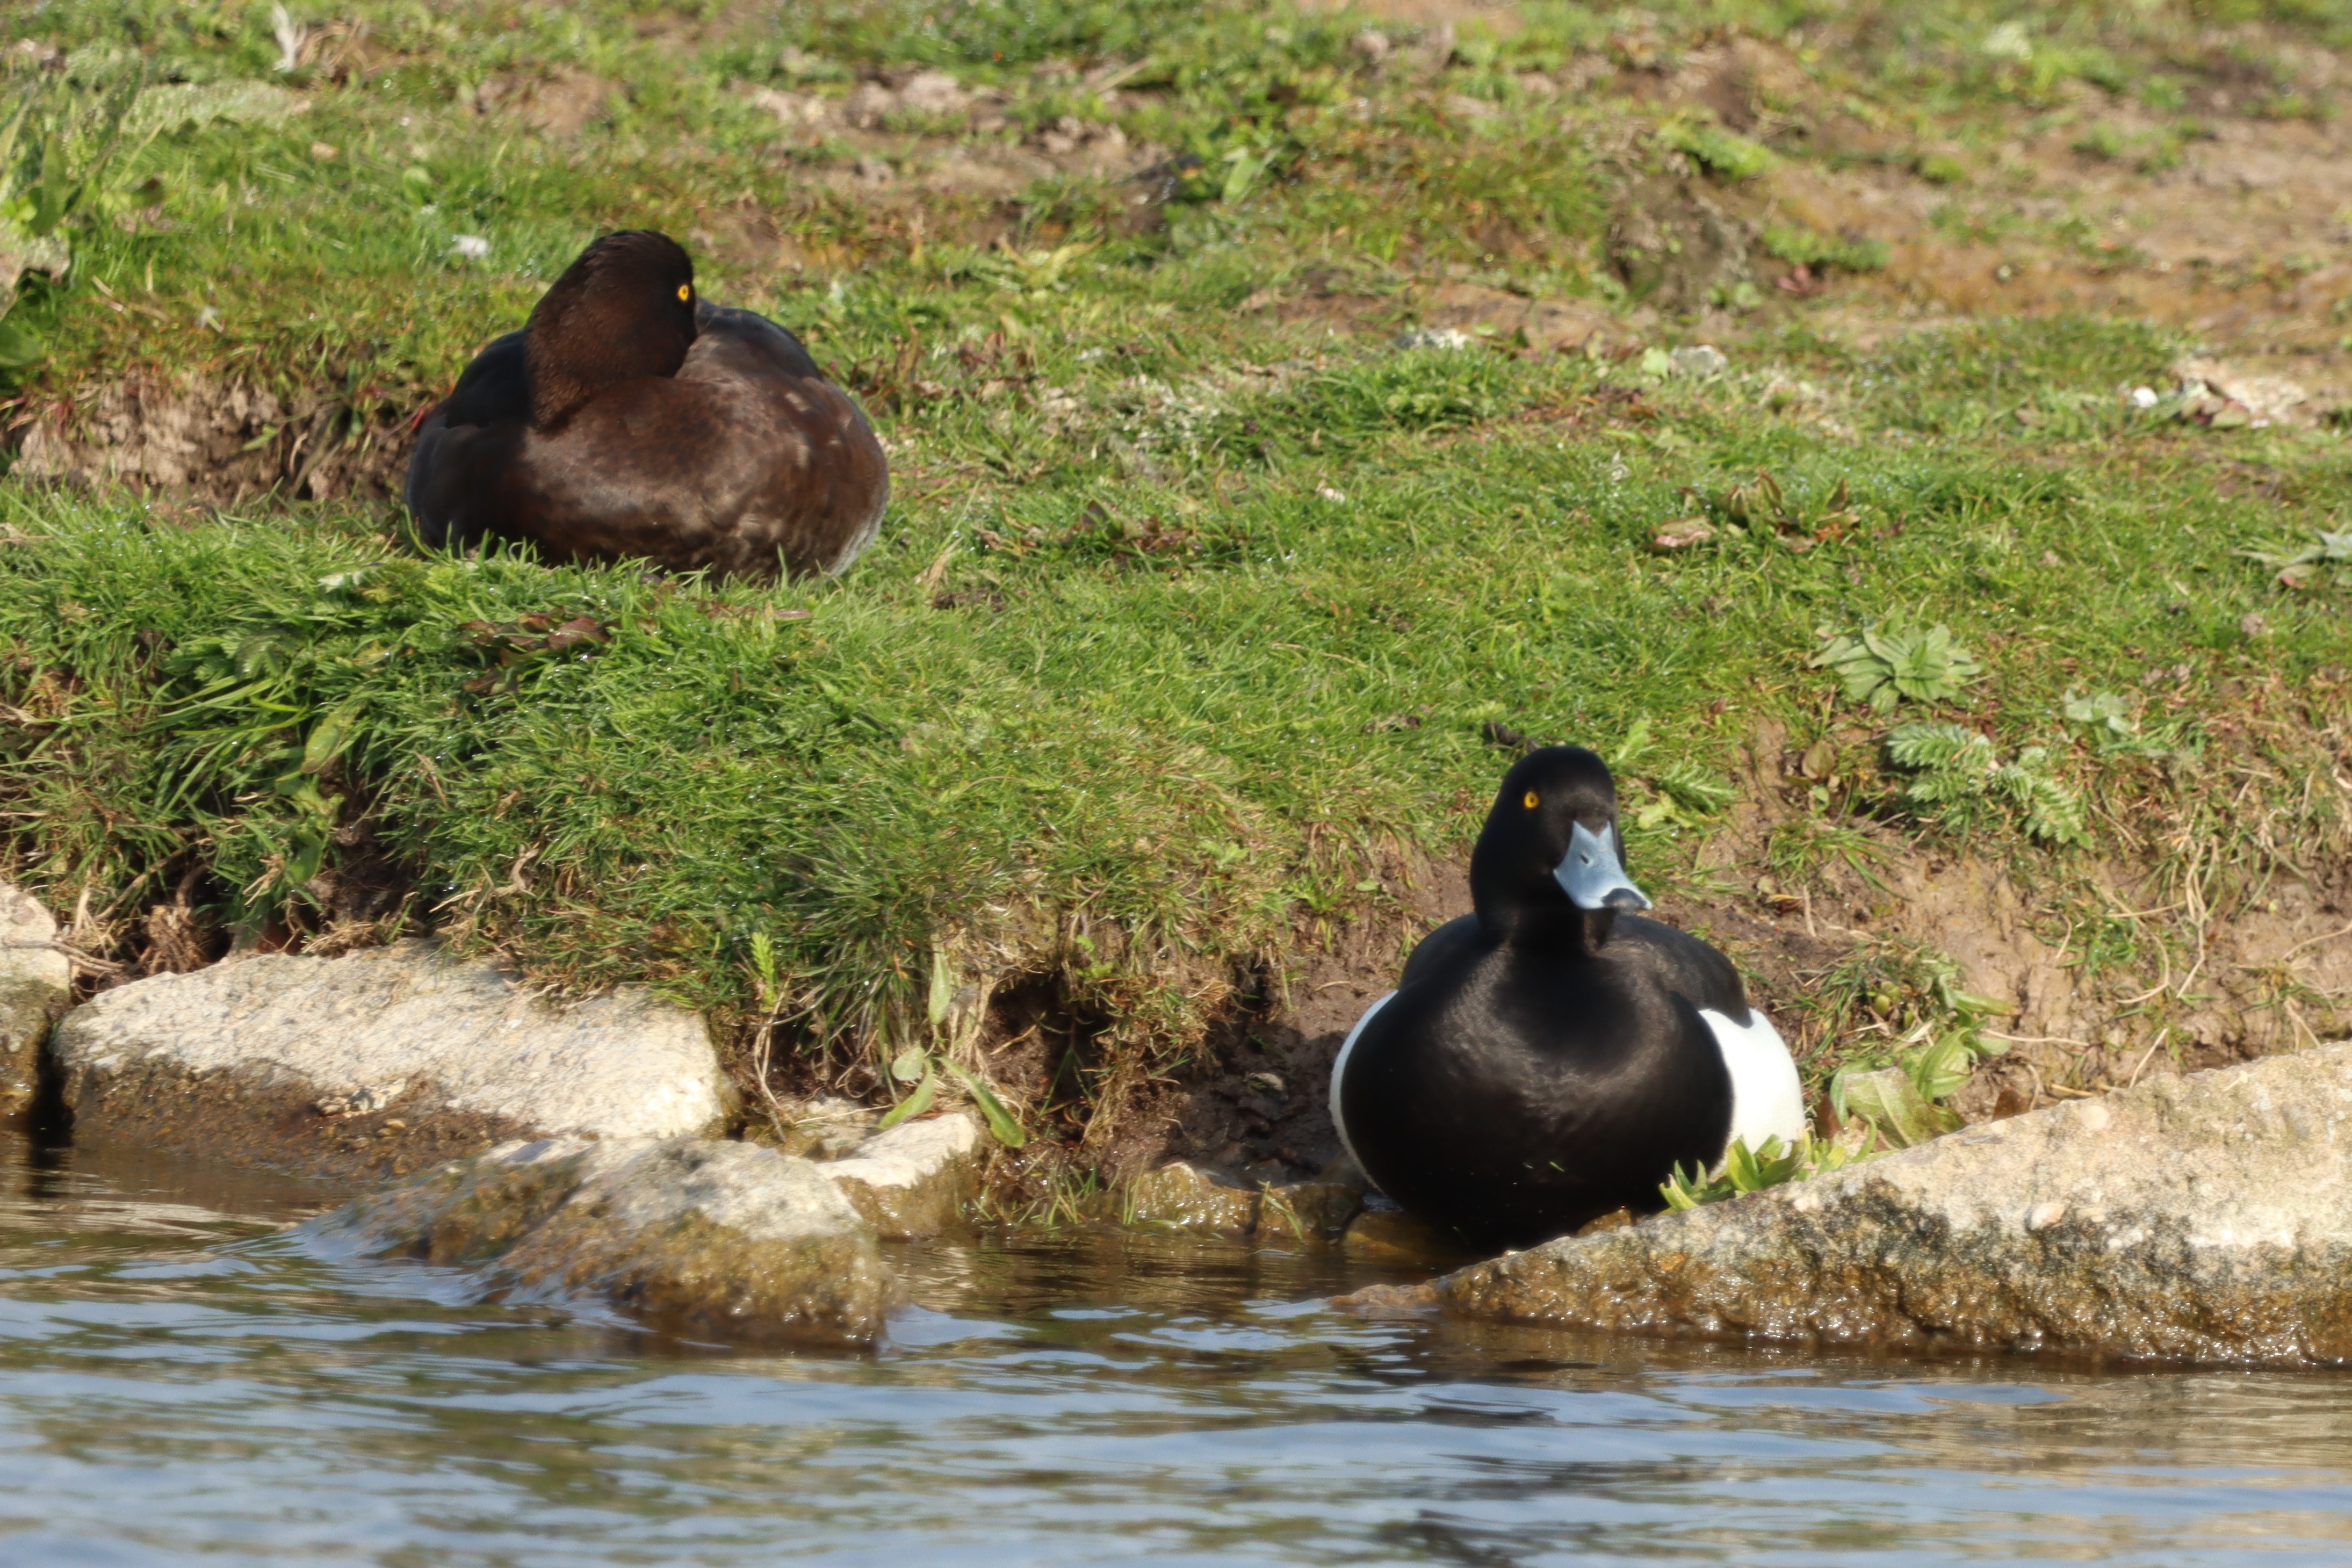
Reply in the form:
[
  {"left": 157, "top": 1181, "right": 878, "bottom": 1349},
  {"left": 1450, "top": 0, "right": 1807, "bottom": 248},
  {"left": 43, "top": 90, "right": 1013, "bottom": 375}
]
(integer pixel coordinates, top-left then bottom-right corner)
[{"left": 3, "top": 1, "right": 2352, "bottom": 1140}]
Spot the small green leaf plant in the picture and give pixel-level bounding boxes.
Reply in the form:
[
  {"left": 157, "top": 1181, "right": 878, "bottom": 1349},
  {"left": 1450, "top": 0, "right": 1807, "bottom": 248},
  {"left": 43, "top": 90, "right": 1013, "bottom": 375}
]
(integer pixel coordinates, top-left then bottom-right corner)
[
  {"left": 1661, "top": 118, "right": 1774, "bottom": 180},
  {"left": 1812, "top": 621, "right": 1983, "bottom": 712},
  {"left": 1830, "top": 1011, "right": 2010, "bottom": 1151},
  {"left": 2060, "top": 689, "right": 2137, "bottom": 749},
  {"left": 1706, "top": 469, "right": 1864, "bottom": 552},
  {"left": 1659, "top": 1131, "right": 1865, "bottom": 1210},
  {"left": 1762, "top": 222, "right": 1892, "bottom": 274},
  {"left": 876, "top": 954, "right": 1026, "bottom": 1146},
  {"left": 1837, "top": 1066, "right": 1955, "bottom": 1146},
  {"left": 1793, "top": 934, "right": 2010, "bottom": 1152},
  {"left": 1611, "top": 717, "right": 1737, "bottom": 830},
  {"left": 1886, "top": 721, "right": 2088, "bottom": 845},
  {"left": 2242, "top": 529, "right": 2352, "bottom": 590}
]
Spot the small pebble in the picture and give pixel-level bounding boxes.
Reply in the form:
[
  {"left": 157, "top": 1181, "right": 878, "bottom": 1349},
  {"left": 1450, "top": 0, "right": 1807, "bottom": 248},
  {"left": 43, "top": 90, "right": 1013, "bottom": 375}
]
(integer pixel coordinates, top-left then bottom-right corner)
[
  {"left": 1668, "top": 344, "right": 1728, "bottom": 378},
  {"left": 1649, "top": 517, "right": 1716, "bottom": 552}
]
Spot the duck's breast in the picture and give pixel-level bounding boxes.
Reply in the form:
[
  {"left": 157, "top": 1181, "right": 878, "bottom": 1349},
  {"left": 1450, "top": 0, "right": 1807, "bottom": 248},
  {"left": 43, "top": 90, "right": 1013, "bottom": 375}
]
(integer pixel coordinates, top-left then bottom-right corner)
[{"left": 1339, "top": 946, "right": 1730, "bottom": 1230}]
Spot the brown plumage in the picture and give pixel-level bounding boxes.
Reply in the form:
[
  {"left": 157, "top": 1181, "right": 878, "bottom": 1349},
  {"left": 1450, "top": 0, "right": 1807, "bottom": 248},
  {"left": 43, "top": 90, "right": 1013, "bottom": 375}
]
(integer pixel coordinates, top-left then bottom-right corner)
[{"left": 403, "top": 230, "right": 888, "bottom": 581}]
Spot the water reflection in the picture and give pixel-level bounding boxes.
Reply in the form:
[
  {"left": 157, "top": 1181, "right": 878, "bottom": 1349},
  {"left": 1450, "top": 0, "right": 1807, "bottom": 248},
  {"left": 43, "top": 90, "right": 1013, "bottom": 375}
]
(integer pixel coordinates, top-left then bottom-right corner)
[{"left": 0, "top": 1127, "right": 2348, "bottom": 1564}]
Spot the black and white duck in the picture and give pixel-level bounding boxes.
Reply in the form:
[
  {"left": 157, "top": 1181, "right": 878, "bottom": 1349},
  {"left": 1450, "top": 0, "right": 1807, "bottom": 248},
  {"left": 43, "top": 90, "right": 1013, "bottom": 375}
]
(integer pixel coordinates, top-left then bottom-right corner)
[{"left": 1330, "top": 745, "right": 1805, "bottom": 1248}]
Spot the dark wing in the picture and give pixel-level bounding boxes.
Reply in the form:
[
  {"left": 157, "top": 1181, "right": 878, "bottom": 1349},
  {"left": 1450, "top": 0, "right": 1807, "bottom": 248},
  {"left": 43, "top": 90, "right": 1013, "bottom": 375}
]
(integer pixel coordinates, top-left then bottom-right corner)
[
  {"left": 437, "top": 331, "right": 530, "bottom": 429},
  {"left": 1399, "top": 913, "right": 1482, "bottom": 990},
  {"left": 1610, "top": 913, "right": 1753, "bottom": 1020},
  {"left": 405, "top": 332, "right": 531, "bottom": 550}
]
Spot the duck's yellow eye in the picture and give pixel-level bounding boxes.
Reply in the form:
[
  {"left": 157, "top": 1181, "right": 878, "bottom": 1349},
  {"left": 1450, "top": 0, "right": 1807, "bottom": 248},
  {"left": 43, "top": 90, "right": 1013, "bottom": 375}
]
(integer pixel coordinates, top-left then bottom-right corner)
[
  {"left": 1524, "top": 790, "right": 1540, "bottom": 810},
  {"left": 677, "top": 284, "right": 691, "bottom": 301}
]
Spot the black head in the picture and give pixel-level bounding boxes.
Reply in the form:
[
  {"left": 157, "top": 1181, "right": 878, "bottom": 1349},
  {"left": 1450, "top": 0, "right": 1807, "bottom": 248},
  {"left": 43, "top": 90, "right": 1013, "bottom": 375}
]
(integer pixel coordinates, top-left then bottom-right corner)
[
  {"left": 522, "top": 230, "right": 698, "bottom": 427},
  {"left": 1469, "top": 745, "right": 1651, "bottom": 946}
]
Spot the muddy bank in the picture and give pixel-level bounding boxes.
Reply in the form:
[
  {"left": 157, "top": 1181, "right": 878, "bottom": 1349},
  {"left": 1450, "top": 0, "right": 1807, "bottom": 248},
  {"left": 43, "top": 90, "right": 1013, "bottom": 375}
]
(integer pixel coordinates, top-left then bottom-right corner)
[
  {"left": 6, "top": 373, "right": 416, "bottom": 505},
  {"left": 26, "top": 724, "right": 2348, "bottom": 1206}
]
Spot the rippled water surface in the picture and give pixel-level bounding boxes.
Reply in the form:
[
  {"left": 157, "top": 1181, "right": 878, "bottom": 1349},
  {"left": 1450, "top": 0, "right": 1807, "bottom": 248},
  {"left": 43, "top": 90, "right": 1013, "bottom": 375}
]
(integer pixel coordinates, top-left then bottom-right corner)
[{"left": 5, "top": 1128, "right": 2352, "bottom": 1565}]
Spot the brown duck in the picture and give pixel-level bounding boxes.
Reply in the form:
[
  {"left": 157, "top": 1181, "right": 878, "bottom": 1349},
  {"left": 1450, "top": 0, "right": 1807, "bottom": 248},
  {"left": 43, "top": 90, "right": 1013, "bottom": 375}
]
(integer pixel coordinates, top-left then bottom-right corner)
[{"left": 404, "top": 230, "right": 887, "bottom": 580}]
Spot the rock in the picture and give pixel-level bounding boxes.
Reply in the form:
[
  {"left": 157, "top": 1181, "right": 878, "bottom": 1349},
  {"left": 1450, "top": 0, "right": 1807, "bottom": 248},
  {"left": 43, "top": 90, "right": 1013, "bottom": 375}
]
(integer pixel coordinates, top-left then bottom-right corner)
[
  {"left": 1395, "top": 326, "right": 1475, "bottom": 352},
  {"left": 820, "top": 1112, "right": 982, "bottom": 1239},
  {"left": 1257, "top": 1180, "right": 1363, "bottom": 1239},
  {"left": 1437, "top": 1043, "right": 2352, "bottom": 1366},
  {"left": 50, "top": 941, "right": 728, "bottom": 1178},
  {"left": 772, "top": 1096, "right": 879, "bottom": 1161},
  {"left": 1524, "top": 298, "right": 1618, "bottom": 355},
  {"left": 1649, "top": 517, "right": 1718, "bottom": 552},
  {"left": 897, "top": 70, "right": 971, "bottom": 117},
  {"left": 0, "top": 229, "right": 70, "bottom": 296},
  {"left": 0, "top": 884, "right": 70, "bottom": 1116},
  {"left": 1125, "top": 1160, "right": 1259, "bottom": 1233},
  {"left": 2174, "top": 357, "right": 2310, "bottom": 428},
  {"left": 1405, "top": 21, "right": 1456, "bottom": 77},
  {"left": 746, "top": 86, "right": 831, "bottom": 129},
  {"left": 1669, "top": 344, "right": 1729, "bottom": 378},
  {"left": 301, "top": 1137, "right": 889, "bottom": 1347},
  {"left": 842, "top": 81, "right": 897, "bottom": 129}
]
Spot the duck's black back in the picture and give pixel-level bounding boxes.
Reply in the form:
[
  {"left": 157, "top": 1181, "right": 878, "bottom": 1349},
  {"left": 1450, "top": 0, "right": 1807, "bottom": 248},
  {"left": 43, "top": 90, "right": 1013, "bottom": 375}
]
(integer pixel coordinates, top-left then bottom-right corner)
[{"left": 1342, "top": 913, "right": 1740, "bottom": 1247}]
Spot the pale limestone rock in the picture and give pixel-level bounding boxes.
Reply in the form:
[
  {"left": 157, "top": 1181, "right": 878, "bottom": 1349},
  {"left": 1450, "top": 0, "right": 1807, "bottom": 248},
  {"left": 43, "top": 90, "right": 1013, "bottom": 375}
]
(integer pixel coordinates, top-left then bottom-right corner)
[
  {"left": 50, "top": 940, "right": 728, "bottom": 1176},
  {"left": 0, "top": 884, "right": 71, "bottom": 1114},
  {"left": 1430, "top": 1043, "right": 2352, "bottom": 1366},
  {"left": 820, "top": 1112, "right": 981, "bottom": 1239},
  {"left": 897, "top": 70, "right": 971, "bottom": 117},
  {"left": 301, "top": 1137, "right": 888, "bottom": 1347}
]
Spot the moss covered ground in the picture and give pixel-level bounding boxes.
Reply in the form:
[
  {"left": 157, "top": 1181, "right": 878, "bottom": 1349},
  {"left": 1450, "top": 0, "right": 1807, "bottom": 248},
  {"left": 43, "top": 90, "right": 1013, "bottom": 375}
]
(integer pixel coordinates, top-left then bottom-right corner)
[{"left": 2, "top": 1, "right": 2349, "bottom": 1151}]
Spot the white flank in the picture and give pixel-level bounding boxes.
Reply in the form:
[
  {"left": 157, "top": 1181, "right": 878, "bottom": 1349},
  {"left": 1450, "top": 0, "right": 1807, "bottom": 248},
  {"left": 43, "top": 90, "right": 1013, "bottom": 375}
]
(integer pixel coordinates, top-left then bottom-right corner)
[
  {"left": 1699, "top": 1005, "right": 1807, "bottom": 1161},
  {"left": 1327, "top": 991, "right": 1393, "bottom": 1177}
]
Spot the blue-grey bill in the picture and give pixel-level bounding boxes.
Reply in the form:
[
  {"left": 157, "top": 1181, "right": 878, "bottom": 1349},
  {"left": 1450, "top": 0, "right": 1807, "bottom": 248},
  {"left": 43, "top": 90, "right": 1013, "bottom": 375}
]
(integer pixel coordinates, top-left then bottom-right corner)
[{"left": 1554, "top": 821, "right": 1651, "bottom": 911}]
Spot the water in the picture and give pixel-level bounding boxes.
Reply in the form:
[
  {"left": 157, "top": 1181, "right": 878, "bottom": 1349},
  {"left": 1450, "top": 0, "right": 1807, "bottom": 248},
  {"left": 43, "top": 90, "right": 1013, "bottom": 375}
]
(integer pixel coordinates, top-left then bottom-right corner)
[{"left": 3, "top": 1129, "right": 2352, "bottom": 1566}]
